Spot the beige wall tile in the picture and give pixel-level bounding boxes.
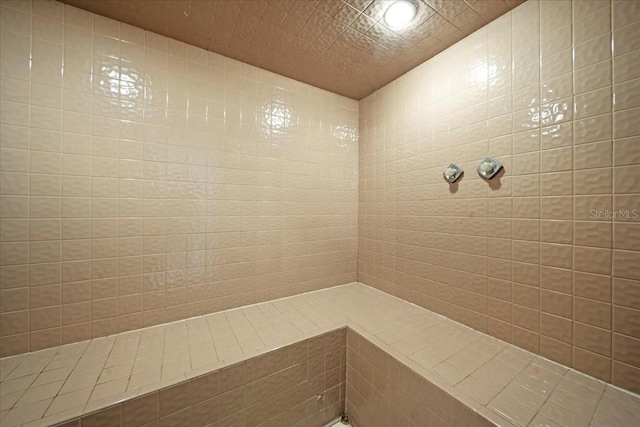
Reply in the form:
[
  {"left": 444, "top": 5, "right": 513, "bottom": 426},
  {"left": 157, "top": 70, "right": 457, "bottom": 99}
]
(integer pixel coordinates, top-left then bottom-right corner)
[
  {"left": 357, "top": 0, "right": 640, "bottom": 393},
  {"left": 612, "top": 360, "right": 640, "bottom": 393},
  {"left": 613, "top": 333, "right": 640, "bottom": 369},
  {"left": 613, "top": 305, "right": 640, "bottom": 338},
  {"left": 613, "top": 277, "right": 640, "bottom": 310},
  {"left": 574, "top": 272, "right": 612, "bottom": 302},
  {"left": 0, "top": 0, "right": 639, "bottom": 404},
  {"left": 0, "top": 0, "right": 358, "bottom": 356},
  {"left": 574, "top": 322, "right": 611, "bottom": 357},
  {"left": 574, "top": 297, "right": 612, "bottom": 329},
  {"left": 541, "top": 290, "right": 572, "bottom": 318},
  {"left": 573, "top": 347, "right": 611, "bottom": 382}
]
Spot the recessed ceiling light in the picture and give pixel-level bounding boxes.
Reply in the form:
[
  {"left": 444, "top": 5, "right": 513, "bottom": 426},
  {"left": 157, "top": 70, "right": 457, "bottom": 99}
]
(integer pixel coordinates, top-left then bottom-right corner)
[{"left": 384, "top": 1, "right": 417, "bottom": 29}]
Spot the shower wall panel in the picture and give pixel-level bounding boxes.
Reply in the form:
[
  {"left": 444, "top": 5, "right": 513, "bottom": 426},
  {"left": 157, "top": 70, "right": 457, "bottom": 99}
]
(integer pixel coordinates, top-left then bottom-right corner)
[
  {"left": 0, "top": 0, "right": 359, "bottom": 356},
  {"left": 358, "top": 0, "right": 640, "bottom": 393}
]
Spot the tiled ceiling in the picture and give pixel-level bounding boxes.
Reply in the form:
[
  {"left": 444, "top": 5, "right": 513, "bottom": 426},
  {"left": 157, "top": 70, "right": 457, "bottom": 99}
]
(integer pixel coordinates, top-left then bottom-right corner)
[{"left": 59, "top": 0, "right": 525, "bottom": 99}]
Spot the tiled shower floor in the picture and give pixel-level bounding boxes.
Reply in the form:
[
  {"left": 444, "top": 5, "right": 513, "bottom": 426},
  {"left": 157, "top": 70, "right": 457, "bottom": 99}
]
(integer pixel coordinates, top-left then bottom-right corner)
[{"left": 1, "top": 283, "right": 639, "bottom": 427}]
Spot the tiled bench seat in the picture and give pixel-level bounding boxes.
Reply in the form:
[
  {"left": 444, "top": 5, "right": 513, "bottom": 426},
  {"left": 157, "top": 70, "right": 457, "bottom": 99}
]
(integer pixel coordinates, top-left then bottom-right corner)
[{"left": 1, "top": 283, "right": 639, "bottom": 427}]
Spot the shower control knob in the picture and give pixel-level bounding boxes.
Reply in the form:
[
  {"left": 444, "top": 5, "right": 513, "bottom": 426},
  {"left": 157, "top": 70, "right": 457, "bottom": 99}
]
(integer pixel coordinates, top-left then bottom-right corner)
[
  {"left": 443, "top": 163, "right": 463, "bottom": 183},
  {"left": 445, "top": 167, "right": 457, "bottom": 178},
  {"left": 477, "top": 157, "right": 503, "bottom": 179},
  {"left": 481, "top": 162, "right": 493, "bottom": 172}
]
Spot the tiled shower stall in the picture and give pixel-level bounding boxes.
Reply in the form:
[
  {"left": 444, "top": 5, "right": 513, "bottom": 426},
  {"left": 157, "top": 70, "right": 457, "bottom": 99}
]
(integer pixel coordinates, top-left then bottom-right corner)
[{"left": 0, "top": 0, "right": 639, "bottom": 426}]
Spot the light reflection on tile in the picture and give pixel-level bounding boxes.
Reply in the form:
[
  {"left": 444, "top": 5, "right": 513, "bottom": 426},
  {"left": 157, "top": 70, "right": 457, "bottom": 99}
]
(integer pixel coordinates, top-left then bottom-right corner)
[{"left": 0, "top": 0, "right": 359, "bottom": 360}]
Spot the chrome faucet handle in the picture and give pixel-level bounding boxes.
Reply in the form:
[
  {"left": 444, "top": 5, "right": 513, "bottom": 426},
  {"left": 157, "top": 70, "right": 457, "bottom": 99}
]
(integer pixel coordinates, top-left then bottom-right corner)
[
  {"left": 443, "top": 164, "right": 463, "bottom": 183},
  {"left": 477, "top": 157, "right": 503, "bottom": 179}
]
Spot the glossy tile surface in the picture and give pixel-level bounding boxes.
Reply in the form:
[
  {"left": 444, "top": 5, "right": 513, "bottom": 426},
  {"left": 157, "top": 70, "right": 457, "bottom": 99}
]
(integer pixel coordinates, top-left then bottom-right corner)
[
  {"left": 2, "top": 0, "right": 640, "bottom": 417},
  {"left": 0, "top": 0, "right": 358, "bottom": 357},
  {"left": 57, "top": 0, "right": 525, "bottom": 100},
  {"left": 1, "top": 283, "right": 639, "bottom": 427},
  {"left": 358, "top": 0, "right": 640, "bottom": 393},
  {"left": 0, "top": 328, "right": 347, "bottom": 427}
]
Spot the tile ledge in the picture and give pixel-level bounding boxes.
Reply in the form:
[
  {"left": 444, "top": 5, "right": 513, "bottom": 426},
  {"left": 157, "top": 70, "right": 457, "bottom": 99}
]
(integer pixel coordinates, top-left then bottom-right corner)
[{"left": 2, "top": 282, "right": 639, "bottom": 427}]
